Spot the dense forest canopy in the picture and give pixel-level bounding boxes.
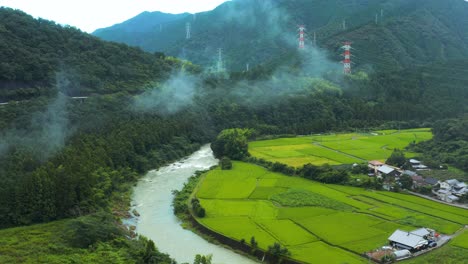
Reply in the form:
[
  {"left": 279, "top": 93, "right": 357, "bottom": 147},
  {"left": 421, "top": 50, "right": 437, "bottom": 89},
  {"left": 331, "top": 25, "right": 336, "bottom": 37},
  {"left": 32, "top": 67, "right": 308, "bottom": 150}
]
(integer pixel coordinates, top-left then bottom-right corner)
[{"left": 0, "top": 7, "right": 200, "bottom": 101}]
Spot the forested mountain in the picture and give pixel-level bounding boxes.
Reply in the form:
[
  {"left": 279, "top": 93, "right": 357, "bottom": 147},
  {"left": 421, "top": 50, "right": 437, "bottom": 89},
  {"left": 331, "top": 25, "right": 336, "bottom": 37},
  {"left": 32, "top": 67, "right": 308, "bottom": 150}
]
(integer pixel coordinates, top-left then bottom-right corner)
[
  {"left": 93, "top": 11, "right": 190, "bottom": 47},
  {"left": 0, "top": 7, "right": 197, "bottom": 101},
  {"left": 92, "top": 0, "right": 468, "bottom": 71}
]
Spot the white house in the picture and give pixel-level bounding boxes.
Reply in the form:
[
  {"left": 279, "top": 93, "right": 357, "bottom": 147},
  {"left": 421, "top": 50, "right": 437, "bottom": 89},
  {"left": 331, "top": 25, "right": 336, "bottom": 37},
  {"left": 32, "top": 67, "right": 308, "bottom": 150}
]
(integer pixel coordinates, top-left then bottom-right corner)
[
  {"left": 438, "top": 179, "right": 467, "bottom": 201},
  {"left": 378, "top": 165, "right": 399, "bottom": 177},
  {"left": 388, "top": 229, "right": 428, "bottom": 251}
]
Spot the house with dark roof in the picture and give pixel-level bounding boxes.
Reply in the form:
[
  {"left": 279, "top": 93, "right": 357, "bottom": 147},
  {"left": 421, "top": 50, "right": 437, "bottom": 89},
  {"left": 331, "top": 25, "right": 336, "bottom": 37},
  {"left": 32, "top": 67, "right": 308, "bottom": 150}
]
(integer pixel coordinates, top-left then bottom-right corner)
[{"left": 424, "top": 177, "right": 439, "bottom": 186}]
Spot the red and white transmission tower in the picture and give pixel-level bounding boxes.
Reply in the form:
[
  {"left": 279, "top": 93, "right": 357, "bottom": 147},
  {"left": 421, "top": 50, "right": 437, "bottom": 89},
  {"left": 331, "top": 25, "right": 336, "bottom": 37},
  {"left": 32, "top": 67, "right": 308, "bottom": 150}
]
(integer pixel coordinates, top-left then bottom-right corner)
[
  {"left": 298, "top": 25, "right": 306, "bottom": 50},
  {"left": 341, "top": 41, "right": 352, "bottom": 74}
]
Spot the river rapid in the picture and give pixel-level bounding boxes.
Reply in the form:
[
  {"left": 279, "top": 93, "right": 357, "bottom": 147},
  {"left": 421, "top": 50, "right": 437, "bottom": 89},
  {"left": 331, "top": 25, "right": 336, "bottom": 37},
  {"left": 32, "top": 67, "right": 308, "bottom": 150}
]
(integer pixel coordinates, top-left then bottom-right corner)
[{"left": 125, "top": 145, "right": 257, "bottom": 264}]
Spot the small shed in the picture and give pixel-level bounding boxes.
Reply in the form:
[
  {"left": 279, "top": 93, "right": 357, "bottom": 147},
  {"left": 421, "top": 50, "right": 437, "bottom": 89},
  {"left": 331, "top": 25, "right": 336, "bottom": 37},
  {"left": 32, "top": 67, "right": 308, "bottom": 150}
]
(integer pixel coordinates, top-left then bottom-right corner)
[{"left": 393, "top": 249, "right": 411, "bottom": 259}]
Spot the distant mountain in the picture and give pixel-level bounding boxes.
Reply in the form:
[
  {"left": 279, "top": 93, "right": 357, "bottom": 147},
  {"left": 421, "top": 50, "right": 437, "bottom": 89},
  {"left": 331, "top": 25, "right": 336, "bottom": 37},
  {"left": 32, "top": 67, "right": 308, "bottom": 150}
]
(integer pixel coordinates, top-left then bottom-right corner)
[
  {"left": 92, "top": 0, "right": 468, "bottom": 71},
  {"left": 93, "top": 11, "right": 190, "bottom": 49},
  {"left": 0, "top": 7, "right": 186, "bottom": 101}
]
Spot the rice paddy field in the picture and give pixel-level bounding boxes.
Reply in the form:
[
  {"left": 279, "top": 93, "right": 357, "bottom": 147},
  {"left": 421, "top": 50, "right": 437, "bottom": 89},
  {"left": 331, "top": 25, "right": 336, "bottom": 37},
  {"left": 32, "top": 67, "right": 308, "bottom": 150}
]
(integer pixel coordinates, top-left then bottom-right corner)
[
  {"left": 249, "top": 128, "right": 432, "bottom": 167},
  {"left": 195, "top": 162, "right": 468, "bottom": 264}
]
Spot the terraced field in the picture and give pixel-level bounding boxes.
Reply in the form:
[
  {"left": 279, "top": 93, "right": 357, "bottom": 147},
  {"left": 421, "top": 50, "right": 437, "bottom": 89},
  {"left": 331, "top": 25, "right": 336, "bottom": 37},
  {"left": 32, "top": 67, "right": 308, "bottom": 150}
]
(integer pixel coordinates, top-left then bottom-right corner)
[
  {"left": 249, "top": 128, "right": 432, "bottom": 167},
  {"left": 194, "top": 162, "right": 468, "bottom": 264}
]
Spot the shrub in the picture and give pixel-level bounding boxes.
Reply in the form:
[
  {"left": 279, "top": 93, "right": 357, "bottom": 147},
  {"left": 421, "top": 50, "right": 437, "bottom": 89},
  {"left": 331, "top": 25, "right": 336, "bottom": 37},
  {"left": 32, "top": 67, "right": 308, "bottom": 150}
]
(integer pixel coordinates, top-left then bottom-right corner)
[{"left": 220, "top": 157, "right": 232, "bottom": 170}]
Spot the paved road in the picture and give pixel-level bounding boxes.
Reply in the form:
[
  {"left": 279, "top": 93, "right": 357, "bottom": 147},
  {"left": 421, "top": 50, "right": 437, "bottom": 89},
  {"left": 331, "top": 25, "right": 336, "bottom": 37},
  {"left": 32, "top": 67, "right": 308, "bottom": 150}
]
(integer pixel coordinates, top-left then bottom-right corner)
[{"left": 406, "top": 191, "right": 468, "bottom": 209}]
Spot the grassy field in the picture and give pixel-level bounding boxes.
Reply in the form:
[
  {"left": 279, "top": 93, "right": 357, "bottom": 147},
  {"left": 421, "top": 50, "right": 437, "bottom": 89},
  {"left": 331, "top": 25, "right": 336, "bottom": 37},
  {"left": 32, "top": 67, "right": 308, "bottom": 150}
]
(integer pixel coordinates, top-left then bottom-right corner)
[
  {"left": 249, "top": 128, "right": 432, "bottom": 167},
  {"left": 0, "top": 219, "right": 137, "bottom": 264},
  {"left": 195, "top": 162, "right": 468, "bottom": 264}
]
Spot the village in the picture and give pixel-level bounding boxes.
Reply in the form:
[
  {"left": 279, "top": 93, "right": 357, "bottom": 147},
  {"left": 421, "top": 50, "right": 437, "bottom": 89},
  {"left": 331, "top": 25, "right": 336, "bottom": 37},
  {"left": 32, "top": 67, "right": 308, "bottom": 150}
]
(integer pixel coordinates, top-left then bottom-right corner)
[
  {"left": 364, "top": 158, "right": 467, "bottom": 262},
  {"left": 367, "top": 159, "right": 468, "bottom": 205}
]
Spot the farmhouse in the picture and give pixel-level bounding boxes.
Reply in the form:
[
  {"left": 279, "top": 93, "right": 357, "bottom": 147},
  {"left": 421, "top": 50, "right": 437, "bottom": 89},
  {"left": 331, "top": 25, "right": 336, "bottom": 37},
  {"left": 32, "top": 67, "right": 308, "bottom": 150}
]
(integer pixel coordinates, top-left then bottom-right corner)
[
  {"left": 440, "top": 179, "right": 460, "bottom": 190},
  {"left": 436, "top": 179, "right": 467, "bottom": 202},
  {"left": 368, "top": 160, "right": 385, "bottom": 175},
  {"left": 388, "top": 229, "right": 428, "bottom": 251},
  {"left": 378, "top": 165, "right": 400, "bottom": 177}
]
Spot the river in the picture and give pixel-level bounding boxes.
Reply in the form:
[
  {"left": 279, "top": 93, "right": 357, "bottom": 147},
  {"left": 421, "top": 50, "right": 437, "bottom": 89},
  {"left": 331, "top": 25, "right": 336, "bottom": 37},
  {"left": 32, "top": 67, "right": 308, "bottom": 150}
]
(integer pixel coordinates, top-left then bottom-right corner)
[{"left": 125, "top": 145, "right": 257, "bottom": 264}]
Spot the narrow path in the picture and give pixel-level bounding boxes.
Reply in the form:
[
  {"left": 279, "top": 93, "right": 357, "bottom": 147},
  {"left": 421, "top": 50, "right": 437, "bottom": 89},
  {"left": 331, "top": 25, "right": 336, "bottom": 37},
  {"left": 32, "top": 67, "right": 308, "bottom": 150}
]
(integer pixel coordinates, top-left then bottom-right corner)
[{"left": 312, "top": 142, "right": 367, "bottom": 162}]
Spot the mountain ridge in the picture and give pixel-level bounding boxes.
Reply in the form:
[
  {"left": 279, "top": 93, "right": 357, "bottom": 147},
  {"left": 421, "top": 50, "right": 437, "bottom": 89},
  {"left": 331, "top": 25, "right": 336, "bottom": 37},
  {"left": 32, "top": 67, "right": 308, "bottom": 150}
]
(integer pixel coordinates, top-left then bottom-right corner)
[{"left": 92, "top": 0, "right": 468, "bottom": 71}]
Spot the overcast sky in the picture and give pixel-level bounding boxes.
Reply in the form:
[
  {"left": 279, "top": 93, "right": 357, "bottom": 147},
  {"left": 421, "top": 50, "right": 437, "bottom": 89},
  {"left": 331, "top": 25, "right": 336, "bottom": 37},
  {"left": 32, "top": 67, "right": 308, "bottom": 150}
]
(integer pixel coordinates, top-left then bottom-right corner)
[{"left": 0, "top": 0, "right": 230, "bottom": 33}]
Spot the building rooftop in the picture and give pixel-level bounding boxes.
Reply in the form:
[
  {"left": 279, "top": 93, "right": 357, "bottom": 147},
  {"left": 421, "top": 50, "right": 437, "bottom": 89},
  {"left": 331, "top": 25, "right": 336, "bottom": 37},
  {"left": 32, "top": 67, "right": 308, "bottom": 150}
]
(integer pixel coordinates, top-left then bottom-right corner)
[
  {"left": 446, "top": 179, "right": 460, "bottom": 186},
  {"left": 410, "top": 228, "right": 430, "bottom": 237},
  {"left": 438, "top": 189, "right": 450, "bottom": 194},
  {"left": 413, "top": 165, "right": 428, "bottom": 169},
  {"left": 409, "top": 159, "right": 421, "bottom": 164},
  {"left": 378, "top": 165, "right": 396, "bottom": 175},
  {"left": 424, "top": 177, "right": 439, "bottom": 185},
  {"left": 411, "top": 175, "right": 424, "bottom": 182},
  {"left": 403, "top": 170, "right": 418, "bottom": 177},
  {"left": 369, "top": 160, "right": 385, "bottom": 166},
  {"left": 389, "top": 230, "right": 428, "bottom": 249}
]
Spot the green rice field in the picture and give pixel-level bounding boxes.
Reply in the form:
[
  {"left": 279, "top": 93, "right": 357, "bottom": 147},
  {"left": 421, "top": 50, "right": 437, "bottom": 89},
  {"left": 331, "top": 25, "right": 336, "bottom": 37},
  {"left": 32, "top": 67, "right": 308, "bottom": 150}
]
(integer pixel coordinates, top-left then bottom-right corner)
[
  {"left": 195, "top": 162, "right": 468, "bottom": 264},
  {"left": 249, "top": 128, "right": 432, "bottom": 167}
]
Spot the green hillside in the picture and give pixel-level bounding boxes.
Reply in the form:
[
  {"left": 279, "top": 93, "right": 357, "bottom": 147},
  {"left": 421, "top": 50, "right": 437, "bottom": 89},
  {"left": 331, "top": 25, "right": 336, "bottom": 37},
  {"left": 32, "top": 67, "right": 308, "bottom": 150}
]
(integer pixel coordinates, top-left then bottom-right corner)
[
  {"left": 0, "top": 7, "right": 194, "bottom": 101},
  {"left": 93, "top": 11, "right": 190, "bottom": 47},
  {"left": 92, "top": 0, "right": 468, "bottom": 70},
  {"left": 0, "top": 214, "right": 173, "bottom": 264}
]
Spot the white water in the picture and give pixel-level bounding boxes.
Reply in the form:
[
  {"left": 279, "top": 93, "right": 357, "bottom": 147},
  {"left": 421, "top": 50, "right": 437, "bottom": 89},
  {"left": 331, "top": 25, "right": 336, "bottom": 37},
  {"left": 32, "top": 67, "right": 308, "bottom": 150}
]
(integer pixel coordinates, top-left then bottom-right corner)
[{"left": 126, "top": 145, "right": 257, "bottom": 264}]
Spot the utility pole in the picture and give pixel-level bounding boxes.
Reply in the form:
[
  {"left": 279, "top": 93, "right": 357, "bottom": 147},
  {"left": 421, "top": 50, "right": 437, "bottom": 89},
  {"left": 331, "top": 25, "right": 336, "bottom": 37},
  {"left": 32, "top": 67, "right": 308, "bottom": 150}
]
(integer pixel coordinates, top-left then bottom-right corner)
[
  {"left": 298, "top": 25, "right": 306, "bottom": 50},
  {"left": 381, "top": 9, "right": 384, "bottom": 19},
  {"left": 375, "top": 13, "right": 379, "bottom": 24},
  {"left": 217, "top": 48, "right": 224, "bottom": 73},
  {"left": 313, "top": 31, "right": 317, "bottom": 46},
  {"left": 186, "top": 22, "right": 191, "bottom": 39},
  {"left": 246, "top": 63, "right": 250, "bottom": 72},
  {"left": 341, "top": 41, "right": 352, "bottom": 74}
]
